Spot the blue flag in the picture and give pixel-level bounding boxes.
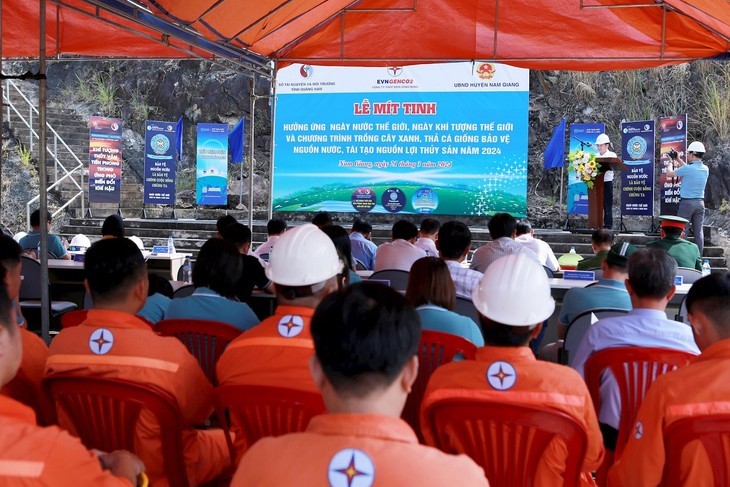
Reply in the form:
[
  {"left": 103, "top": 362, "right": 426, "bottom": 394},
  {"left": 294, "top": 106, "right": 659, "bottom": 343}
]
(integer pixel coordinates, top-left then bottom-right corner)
[
  {"left": 229, "top": 118, "right": 245, "bottom": 164},
  {"left": 175, "top": 116, "right": 183, "bottom": 161},
  {"left": 544, "top": 118, "right": 566, "bottom": 170}
]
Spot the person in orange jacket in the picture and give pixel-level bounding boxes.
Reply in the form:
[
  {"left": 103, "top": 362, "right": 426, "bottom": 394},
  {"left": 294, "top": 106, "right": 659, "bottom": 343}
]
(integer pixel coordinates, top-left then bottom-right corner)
[
  {"left": 608, "top": 271, "right": 730, "bottom": 486},
  {"left": 421, "top": 253, "right": 604, "bottom": 486},
  {"left": 0, "top": 235, "right": 49, "bottom": 422},
  {"left": 44, "top": 238, "right": 228, "bottom": 487},
  {"left": 216, "top": 223, "right": 344, "bottom": 459},
  {"left": 0, "top": 284, "right": 144, "bottom": 485},
  {"left": 232, "top": 282, "right": 488, "bottom": 486}
]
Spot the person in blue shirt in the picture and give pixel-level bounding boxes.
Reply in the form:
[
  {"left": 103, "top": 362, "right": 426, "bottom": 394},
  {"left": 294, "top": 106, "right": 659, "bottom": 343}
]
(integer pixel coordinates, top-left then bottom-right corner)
[
  {"left": 405, "top": 256, "right": 484, "bottom": 346},
  {"left": 137, "top": 273, "right": 173, "bottom": 324},
  {"left": 18, "top": 210, "right": 69, "bottom": 260},
  {"left": 164, "top": 238, "right": 259, "bottom": 331},
  {"left": 662, "top": 141, "right": 709, "bottom": 256},
  {"left": 349, "top": 219, "right": 377, "bottom": 270},
  {"left": 321, "top": 225, "right": 361, "bottom": 285}
]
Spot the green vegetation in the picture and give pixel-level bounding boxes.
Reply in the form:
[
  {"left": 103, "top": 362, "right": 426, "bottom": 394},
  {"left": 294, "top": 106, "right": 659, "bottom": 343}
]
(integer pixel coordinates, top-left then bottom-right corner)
[
  {"left": 699, "top": 64, "right": 730, "bottom": 139},
  {"left": 67, "top": 71, "right": 119, "bottom": 116},
  {"left": 719, "top": 199, "right": 730, "bottom": 215},
  {"left": 17, "top": 145, "right": 32, "bottom": 166},
  {"left": 129, "top": 89, "right": 150, "bottom": 121}
]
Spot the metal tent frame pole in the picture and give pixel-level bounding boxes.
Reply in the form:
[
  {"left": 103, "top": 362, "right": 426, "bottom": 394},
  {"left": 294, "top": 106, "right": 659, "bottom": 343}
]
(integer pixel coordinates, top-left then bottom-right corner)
[
  {"left": 268, "top": 64, "right": 277, "bottom": 221},
  {"left": 248, "top": 76, "right": 255, "bottom": 230},
  {"left": 39, "top": 0, "right": 51, "bottom": 344}
]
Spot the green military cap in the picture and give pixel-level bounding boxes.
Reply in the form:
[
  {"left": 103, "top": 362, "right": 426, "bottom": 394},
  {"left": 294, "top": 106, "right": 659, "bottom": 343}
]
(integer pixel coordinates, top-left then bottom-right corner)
[
  {"left": 658, "top": 215, "right": 689, "bottom": 230},
  {"left": 606, "top": 242, "right": 638, "bottom": 268}
]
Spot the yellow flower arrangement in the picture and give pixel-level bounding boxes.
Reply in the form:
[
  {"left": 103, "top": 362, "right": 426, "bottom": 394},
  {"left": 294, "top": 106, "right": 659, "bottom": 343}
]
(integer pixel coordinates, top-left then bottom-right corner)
[{"left": 567, "top": 150, "right": 601, "bottom": 189}]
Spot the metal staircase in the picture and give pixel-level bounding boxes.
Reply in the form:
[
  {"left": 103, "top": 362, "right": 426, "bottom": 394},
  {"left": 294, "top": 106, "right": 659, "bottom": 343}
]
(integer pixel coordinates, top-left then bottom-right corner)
[{"left": 3, "top": 79, "right": 86, "bottom": 227}]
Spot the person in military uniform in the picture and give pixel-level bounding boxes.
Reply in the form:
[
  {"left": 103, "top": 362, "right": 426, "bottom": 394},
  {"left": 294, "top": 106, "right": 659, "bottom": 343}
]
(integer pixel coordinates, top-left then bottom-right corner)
[{"left": 646, "top": 215, "right": 702, "bottom": 270}]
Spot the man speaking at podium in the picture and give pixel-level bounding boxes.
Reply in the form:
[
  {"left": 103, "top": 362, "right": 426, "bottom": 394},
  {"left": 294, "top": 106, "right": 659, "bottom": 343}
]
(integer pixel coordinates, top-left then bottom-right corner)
[{"left": 596, "top": 133, "right": 617, "bottom": 229}]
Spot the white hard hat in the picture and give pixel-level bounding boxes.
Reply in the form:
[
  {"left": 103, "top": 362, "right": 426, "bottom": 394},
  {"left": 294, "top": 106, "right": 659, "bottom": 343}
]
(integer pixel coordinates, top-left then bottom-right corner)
[
  {"left": 687, "top": 141, "right": 706, "bottom": 154},
  {"left": 128, "top": 236, "right": 145, "bottom": 250},
  {"left": 265, "top": 224, "right": 343, "bottom": 286},
  {"left": 12, "top": 232, "right": 26, "bottom": 243},
  {"left": 70, "top": 234, "right": 91, "bottom": 249},
  {"left": 595, "top": 133, "right": 610, "bottom": 145},
  {"left": 472, "top": 253, "right": 555, "bottom": 326}
]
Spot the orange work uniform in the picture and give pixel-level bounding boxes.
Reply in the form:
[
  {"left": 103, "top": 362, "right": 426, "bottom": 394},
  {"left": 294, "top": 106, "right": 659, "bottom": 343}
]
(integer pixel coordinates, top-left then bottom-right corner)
[
  {"left": 422, "top": 346, "right": 604, "bottom": 486},
  {"left": 231, "top": 414, "right": 489, "bottom": 486},
  {"left": 2, "top": 329, "right": 48, "bottom": 411},
  {"left": 608, "top": 338, "right": 730, "bottom": 486},
  {"left": 216, "top": 305, "right": 319, "bottom": 459},
  {"left": 44, "top": 309, "right": 228, "bottom": 487},
  {"left": 0, "top": 395, "right": 132, "bottom": 486},
  {"left": 216, "top": 305, "right": 317, "bottom": 392}
]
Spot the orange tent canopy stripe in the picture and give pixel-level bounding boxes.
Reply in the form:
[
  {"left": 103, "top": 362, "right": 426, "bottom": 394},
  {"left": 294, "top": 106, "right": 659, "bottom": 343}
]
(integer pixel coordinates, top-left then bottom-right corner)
[
  {"left": 1, "top": 0, "right": 210, "bottom": 59},
  {"left": 149, "top": 0, "right": 729, "bottom": 70}
]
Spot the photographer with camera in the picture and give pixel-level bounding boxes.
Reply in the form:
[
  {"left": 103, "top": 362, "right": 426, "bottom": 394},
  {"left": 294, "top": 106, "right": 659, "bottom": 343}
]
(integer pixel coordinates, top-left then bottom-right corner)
[{"left": 661, "top": 141, "right": 709, "bottom": 256}]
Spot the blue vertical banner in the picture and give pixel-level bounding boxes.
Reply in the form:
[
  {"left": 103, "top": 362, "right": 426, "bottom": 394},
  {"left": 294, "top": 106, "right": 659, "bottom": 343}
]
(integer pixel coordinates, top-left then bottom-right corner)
[
  {"left": 567, "top": 123, "right": 604, "bottom": 215},
  {"left": 143, "top": 121, "right": 177, "bottom": 205},
  {"left": 196, "top": 123, "right": 229, "bottom": 205},
  {"left": 620, "top": 120, "right": 655, "bottom": 216},
  {"left": 229, "top": 119, "right": 245, "bottom": 164},
  {"left": 88, "top": 116, "right": 123, "bottom": 204},
  {"left": 659, "top": 114, "right": 687, "bottom": 215}
]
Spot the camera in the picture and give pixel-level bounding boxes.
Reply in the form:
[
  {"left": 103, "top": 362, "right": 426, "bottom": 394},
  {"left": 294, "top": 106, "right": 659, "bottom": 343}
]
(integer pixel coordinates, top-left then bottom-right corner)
[{"left": 668, "top": 149, "right": 679, "bottom": 160}]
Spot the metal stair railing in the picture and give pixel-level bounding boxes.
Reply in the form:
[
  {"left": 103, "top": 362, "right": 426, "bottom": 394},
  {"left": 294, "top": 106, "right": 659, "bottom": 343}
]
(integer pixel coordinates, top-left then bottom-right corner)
[{"left": 3, "top": 79, "right": 86, "bottom": 227}]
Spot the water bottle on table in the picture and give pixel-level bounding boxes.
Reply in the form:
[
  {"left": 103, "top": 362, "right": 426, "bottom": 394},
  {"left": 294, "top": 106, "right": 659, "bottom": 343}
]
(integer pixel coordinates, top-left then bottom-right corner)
[
  {"left": 181, "top": 257, "right": 192, "bottom": 283},
  {"left": 167, "top": 234, "right": 175, "bottom": 255},
  {"left": 702, "top": 259, "right": 711, "bottom": 277}
]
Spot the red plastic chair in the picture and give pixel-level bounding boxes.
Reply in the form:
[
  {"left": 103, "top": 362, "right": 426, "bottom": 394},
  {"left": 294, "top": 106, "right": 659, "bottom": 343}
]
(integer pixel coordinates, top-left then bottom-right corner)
[
  {"left": 402, "top": 330, "right": 477, "bottom": 439},
  {"left": 59, "top": 309, "right": 88, "bottom": 328},
  {"left": 213, "top": 384, "right": 325, "bottom": 463},
  {"left": 584, "top": 347, "right": 694, "bottom": 485},
  {"left": 422, "top": 397, "right": 588, "bottom": 487},
  {"left": 44, "top": 374, "right": 191, "bottom": 487},
  {"left": 155, "top": 319, "right": 242, "bottom": 385},
  {"left": 662, "top": 414, "right": 730, "bottom": 487},
  {"left": 584, "top": 347, "right": 694, "bottom": 456}
]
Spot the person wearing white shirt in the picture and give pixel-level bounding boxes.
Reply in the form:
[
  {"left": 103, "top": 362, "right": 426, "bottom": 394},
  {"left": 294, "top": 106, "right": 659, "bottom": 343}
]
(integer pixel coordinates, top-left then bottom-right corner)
[
  {"left": 437, "top": 221, "right": 483, "bottom": 299},
  {"left": 374, "top": 220, "right": 426, "bottom": 272},
  {"left": 414, "top": 218, "right": 440, "bottom": 257},
  {"left": 596, "top": 133, "right": 618, "bottom": 229},
  {"left": 470, "top": 213, "right": 539, "bottom": 273},
  {"left": 514, "top": 220, "right": 560, "bottom": 272},
  {"left": 254, "top": 218, "right": 287, "bottom": 260},
  {"left": 571, "top": 248, "right": 699, "bottom": 452}
]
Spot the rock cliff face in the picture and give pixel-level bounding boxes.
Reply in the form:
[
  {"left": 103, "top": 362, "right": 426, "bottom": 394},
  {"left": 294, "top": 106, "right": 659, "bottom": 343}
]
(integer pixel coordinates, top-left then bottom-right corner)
[{"left": 1, "top": 59, "right": 729, "bottom": 231}]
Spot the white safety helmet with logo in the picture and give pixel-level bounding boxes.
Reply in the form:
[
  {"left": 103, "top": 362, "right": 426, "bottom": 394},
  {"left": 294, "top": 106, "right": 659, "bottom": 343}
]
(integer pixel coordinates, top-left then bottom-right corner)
[
  {"left": 472, "top": 253, "right": 555, "bottom": 326},
  {"left": 265, "top": 223, "right": 343, "bottom": 288},
  {"left": 687, "top": 141, "right": 706, "bottom": 155},
  {"left": 70, "top": 234, "right": 91, "bottom": 250},
  {"left": 595, "top": 133, "right": 611, "bottom": 145}
]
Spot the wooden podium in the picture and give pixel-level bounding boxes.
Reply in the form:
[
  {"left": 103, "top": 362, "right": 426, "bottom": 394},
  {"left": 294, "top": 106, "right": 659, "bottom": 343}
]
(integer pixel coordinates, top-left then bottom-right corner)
[{"left": 588, "top": 157, "right": 628, "bottom": 229}]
